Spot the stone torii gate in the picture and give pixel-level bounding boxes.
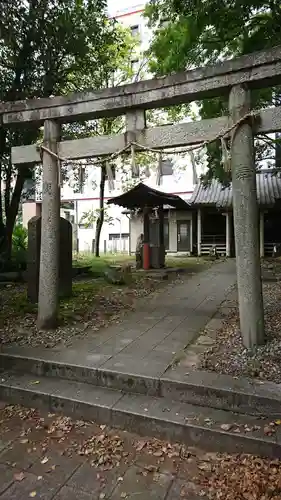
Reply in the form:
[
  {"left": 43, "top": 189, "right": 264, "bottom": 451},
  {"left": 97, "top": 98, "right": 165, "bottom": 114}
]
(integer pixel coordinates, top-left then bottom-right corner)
[{"left": 1, "top": 46, "right": 281, "bottom": 347}]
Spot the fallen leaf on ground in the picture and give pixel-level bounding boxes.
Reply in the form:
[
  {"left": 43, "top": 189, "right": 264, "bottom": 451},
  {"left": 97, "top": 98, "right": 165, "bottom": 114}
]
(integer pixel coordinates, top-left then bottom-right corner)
[
  {"left": 29, "top": 492, "right": 37, "bottom": 498},
  {"left": 220, "top": 424, "right": 233, "bottom": 432},
  {"left": 41, "top": 457, "right": 49, "bottom": 464},
  {"left": 144, "top": 465, "right": 158, "bottom": 473},
  {"left": 264, "top": 425, "right": 275, "bottom": 435},
  {"left": 135, "top": 440, "right": 146, "bottom": 452},
  {"left": 198, "top": 462, "right": 212, "bottom": 471},
  {"left": 153, "top": 450, "right": 163, "bottom": 457},
  {"left": 14, "top": 472, "right": 25, "bottom": 481}
]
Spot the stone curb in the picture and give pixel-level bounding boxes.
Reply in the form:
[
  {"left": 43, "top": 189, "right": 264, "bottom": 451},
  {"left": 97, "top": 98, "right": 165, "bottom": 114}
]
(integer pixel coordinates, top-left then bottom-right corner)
[
  {"left": 1, "top": 352, "right": 281, "bottom": 417},
  {"left": 0, "top": 372, "right": 280, "bottom": 459}
]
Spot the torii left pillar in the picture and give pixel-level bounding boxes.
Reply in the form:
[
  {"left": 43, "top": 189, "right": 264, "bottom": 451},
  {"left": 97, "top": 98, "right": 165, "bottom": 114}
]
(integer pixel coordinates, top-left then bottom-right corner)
[{"left": 38, "top": 120, "right": 61, "bottom": 329}]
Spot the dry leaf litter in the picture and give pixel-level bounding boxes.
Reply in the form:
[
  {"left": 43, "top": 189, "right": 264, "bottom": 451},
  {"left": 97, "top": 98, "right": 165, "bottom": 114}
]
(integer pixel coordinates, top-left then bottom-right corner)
[
  {"left": 0, "top": 404, "right": 281, "bottom": 499},
  {"left": 201, "top": 260, "right": 281, "bottom": 383}
]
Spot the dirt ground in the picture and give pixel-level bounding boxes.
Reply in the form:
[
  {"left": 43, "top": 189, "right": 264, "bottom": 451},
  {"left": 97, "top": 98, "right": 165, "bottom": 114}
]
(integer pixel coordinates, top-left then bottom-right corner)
[{"left": 201, "top": 259, "right": 281, "bottom": 383}]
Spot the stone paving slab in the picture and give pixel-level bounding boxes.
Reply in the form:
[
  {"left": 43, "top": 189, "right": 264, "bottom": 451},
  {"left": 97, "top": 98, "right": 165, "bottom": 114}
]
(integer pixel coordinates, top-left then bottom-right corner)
[
  {"left": 68, "top": 260, "right": 236, "bottom": 372},
  {"left": 0, "top": 470, "right": 60, "bottom": 499},
  {"left": 67, "top": 460, "right": 128, "bottom": 497},
  {"left": 1, "top": 260, "right": 237, "bottom": 381},
  {"left": 110, "top": 465, "right": 173, "bottom": 500}
]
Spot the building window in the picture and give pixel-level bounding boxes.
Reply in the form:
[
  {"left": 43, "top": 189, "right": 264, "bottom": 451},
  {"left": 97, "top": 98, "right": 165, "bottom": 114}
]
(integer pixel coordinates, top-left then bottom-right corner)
[
  {"left": 131, "top": 59, "right": 139, "bottom": 73},
  {"left": 78, "top": 222, "right": 93, "bottom": 229},
  {"left": 79, "top": 166, "right": 86, "bottom": 193},
  {"left": 160, "top": 18, "right": 169, "bottom": 28},
  {"left": 132, "top": 165, "right": 140, "bottom": 178},
  {"left": 22, "top": 178, "right": 35, "bottom": 201},
  {"left": 61, "top": 201, "right": 74, "bottom": 210},
  {"left": 130, "top": 25, "right": 139, "bottom": 37},
  {"left": 161, "top": 159, "right": 173, "bottom": 176},
  {"left": 109, "top": 233, "right": 129, "bottom": 240},
  {"left": 108, "top": 233, "right": 130, "bottom": 253}
]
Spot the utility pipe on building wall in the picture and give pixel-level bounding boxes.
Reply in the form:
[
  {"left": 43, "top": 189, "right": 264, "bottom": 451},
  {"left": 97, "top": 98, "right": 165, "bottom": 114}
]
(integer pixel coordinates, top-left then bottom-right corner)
[
  {"left": 125, "top": 213, "right": 131, "bottom": 255},
  {"left": 226, "top": 212, "right": 231, "bottom": 257},
  {"left": 116, "top": 217, "right": 122, "bottom": 253},
  {"left": 197, "top": 209, "right": 202, "bottom": 256}
]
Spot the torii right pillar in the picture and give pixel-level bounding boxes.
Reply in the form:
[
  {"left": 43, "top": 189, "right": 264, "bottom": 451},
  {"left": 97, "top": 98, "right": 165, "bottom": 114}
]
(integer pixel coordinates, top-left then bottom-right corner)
[{"left": 229, "top": 83, "right": 264, "bottom": 347}]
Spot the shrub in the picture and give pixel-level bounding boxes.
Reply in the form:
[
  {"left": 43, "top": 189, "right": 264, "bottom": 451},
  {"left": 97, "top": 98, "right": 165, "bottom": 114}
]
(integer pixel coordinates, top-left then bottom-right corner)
[{"left": 11, "top": 225, "right": 27, "bottom": 270}]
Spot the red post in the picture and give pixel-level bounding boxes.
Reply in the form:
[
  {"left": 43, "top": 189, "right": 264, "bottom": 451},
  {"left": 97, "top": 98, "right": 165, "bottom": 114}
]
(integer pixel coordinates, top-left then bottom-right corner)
[{"left": 143, "top": 243, "right": 150, "bottom": 270}]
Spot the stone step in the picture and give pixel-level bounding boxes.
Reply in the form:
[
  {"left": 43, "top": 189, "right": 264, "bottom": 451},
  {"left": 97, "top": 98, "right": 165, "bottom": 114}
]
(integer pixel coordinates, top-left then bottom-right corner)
[
  {"left": 0, "top": 370, "right": 280, "bottom": 458},
  {"left": 1, "top": 351, "right": 281, "bottom": 418}
]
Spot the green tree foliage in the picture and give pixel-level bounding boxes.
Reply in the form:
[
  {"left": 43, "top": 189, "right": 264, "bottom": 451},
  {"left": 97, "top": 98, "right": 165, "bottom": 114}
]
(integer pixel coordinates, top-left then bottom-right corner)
[
  {"left": 0, "top": 0, "right": 124, "bottom": 262},
  {"left": 145, "top": 0, "right": 281, "bottom": 179},
  {"left": 146, "top": 0, "right": 281, "bottom": 72}
]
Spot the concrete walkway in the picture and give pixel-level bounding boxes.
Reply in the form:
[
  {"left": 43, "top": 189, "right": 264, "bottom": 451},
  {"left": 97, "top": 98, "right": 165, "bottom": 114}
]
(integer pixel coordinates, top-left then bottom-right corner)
[{"left": 43, "top": 259, "right": 237, "bottom": 378}]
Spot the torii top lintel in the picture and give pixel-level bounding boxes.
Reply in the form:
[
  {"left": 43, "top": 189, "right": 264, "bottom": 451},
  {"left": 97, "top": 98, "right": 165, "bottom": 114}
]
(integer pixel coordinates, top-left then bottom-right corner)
[{"left": 1, "top": 46, "right": 281, "bottom": 126}]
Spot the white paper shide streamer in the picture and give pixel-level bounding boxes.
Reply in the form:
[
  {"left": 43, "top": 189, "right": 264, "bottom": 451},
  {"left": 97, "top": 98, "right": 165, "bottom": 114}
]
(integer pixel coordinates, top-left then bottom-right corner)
[
  {"left": 221, "top": 137, "right": 231, "bottom": 172},
  {"left": 156, "top": 152, "right": 163, "bottom": 185},
  {"left": 131, "top": 144, "right": 139, "bottom": 177}
]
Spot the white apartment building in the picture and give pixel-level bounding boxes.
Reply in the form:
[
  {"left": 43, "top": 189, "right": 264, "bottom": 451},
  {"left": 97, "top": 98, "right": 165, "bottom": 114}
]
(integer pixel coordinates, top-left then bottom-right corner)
[{"left": 22, "top": 0, "right": 200, "bottom": 254}]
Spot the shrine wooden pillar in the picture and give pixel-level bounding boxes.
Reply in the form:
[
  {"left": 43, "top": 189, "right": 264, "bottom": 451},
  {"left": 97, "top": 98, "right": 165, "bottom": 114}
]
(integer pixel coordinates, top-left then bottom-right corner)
[
  {"left": 143, "top": 206, "right": 150, "bottom": 270},
  {"left": 158, "top": 206, "right": 164, "bottom": 246},
  {"left": 158, "top": 205, "right": 165, "bottom": 267},
  {"left": 259, "top": 211, "right": 265, "bottom": 258},
  {"left": 197, "top": 208, "right": 202, "bottom": 256}
]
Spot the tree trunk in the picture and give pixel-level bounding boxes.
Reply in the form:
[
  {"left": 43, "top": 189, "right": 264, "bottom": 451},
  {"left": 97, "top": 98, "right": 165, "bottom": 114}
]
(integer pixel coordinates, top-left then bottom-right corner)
[
  {"left": 229, "top": 84, "right": 264, "bottom": 348},
  {"left": 95, "top": 165, "right": 106, "bottom": 257}
]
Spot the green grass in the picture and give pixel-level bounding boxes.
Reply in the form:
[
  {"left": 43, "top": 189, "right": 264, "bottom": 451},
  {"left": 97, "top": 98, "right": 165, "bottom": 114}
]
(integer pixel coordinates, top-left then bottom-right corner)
[
  {"left": 73, "top": 253, "right": 134, "bottom": 277},
  {"left": 165, "top": 256, "right": 210, "bottom": 269},
  {"left": 72, "top": 253, "right": 134, "bottom": 276},
  {"left": 73, "top": 252, "right": 210, "bottom": 275}
]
